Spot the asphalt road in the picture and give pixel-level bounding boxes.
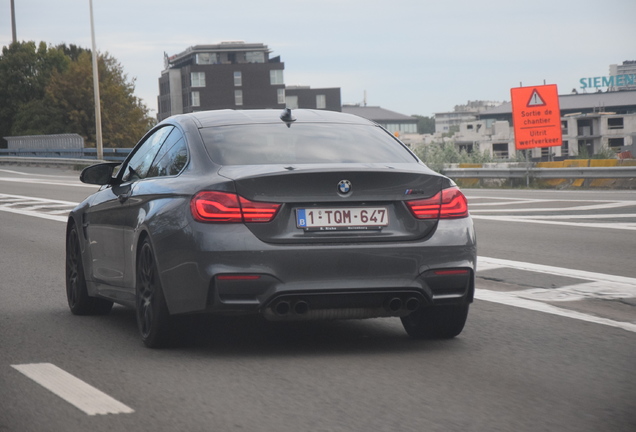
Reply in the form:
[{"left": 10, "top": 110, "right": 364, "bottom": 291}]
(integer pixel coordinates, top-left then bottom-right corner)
[{"left": 1, "top": 165, "right": 635, "bottom": 432}]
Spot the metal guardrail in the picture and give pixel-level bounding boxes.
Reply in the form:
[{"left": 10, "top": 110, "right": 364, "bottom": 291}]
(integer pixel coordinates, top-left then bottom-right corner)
[
  {"left": 442, "top": 166, "right": 636, "bottom": 179},
  {"left": 1, "top": 149, "right": 634, "bottom": 181},
  {"left": 0, "top": 148, "right": 132, "bottom": 161}
]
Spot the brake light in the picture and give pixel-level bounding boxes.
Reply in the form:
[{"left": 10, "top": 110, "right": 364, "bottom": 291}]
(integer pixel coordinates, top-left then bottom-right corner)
[
  {"left": 433, "top": 269, "right": 469, "bottom": 276},
  {"left": 406, "top": 187, "right": 468, "bottom": 219},
  {"left": 191, "top": 191, "right": 280, "bottom": 223}
]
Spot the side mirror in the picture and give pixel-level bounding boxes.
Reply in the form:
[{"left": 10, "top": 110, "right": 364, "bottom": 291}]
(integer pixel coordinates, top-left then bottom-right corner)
[{"left": 80, "top": 162, "right": 120, "bottom": 185}]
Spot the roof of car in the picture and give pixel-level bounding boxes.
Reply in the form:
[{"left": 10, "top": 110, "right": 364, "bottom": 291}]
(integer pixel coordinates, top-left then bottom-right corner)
[{"left": 170, "top": 109, "right": 376, "bottom": 128}]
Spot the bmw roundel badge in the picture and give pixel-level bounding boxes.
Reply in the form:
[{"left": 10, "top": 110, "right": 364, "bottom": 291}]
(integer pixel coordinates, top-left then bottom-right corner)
[{"left": 337, "top": 180, "right": 352, "bottom": 194}]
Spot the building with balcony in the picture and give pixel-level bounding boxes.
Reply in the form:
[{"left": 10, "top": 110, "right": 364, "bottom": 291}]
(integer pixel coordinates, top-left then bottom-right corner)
[{"left": 157, "top": 42, "right": 286, "bottom": 121}]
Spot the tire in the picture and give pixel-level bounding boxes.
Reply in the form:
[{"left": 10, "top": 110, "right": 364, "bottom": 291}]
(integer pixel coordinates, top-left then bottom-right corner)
[
  {"left": 65, "top": 224, "right": 113, "bottom": 315},
  {"left": 136, "top": 239, "right": 172, "bottom": 348},
  {"left": 401, "top": 305, "right": 469, "bottom": 339}
]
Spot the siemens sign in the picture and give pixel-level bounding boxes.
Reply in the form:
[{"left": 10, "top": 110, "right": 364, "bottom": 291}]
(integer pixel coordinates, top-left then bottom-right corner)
[{"left": 579, "top": 74, "right": 635, "bottom": 90}]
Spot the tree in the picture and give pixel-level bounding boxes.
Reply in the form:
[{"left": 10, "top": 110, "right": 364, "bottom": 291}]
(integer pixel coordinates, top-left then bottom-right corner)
[
  {"left": 412, "top": 115, "right": 435, "bottom": 134},
  {"left": 0, "top": 41, "right": 69, "bottom": 146},
  {"left": 1, "top": 41, "right": 154, "bottom": 148}
]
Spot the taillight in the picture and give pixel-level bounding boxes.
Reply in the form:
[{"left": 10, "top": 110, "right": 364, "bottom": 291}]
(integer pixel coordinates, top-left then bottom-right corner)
[
  {"left": 439, "top": 187, "right": 469, "bottom": 218},
  {"left": 406, "top": 187, "right": 468, "bottom": 220},
  {"left": 191, "top": 191, "right": 280, "bottom": 223}
]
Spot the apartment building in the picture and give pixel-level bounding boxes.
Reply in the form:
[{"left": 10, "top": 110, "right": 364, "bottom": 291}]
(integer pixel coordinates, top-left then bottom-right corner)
[{"left": 157, "top": 42, "right": 285, "bottom": 121}]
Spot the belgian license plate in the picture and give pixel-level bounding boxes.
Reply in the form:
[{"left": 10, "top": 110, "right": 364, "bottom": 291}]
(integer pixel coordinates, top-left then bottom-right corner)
[{"left": 296, "top": 207, "right": 389, "bottom": 231}]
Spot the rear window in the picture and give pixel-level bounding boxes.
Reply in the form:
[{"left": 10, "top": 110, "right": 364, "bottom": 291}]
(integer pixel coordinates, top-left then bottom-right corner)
[{"left": 200, "top": 123, "right": 417, "bottom": 165}]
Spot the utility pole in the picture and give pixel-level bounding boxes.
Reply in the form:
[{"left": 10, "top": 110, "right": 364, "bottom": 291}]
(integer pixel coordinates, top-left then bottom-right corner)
[
  {"left": 11, "top": 0, "right": 17, "bottom": 43},
  {"left": 89, "top": 0, "right": 103, "bottom": 160}
]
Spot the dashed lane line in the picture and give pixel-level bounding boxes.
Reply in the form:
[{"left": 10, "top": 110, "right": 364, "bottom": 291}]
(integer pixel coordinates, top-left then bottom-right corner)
[{"left": 11, "top": 363, "right": 134, "bottom": 416}]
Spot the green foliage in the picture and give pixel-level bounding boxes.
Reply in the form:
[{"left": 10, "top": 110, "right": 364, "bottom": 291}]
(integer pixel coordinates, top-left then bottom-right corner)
[
  {"left": 0, "top": 41, "right": 154, "bottom": 148},
  {"left": 576, "top": 146, "right": 616, "bottom": 160},
  {"left": 0, "top": 41, "right": 69, "bottom": 145},
  {"left": 414, "top": 142, "right": 493, "bottom": 173},
  {"left": 412, "top": 115, "right": 435, "bottom": 134}
]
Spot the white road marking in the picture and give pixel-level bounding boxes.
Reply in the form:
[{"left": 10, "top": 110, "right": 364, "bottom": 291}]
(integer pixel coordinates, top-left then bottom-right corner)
[
  {"left": 470, "top": 201, "right": 636, "bottom": 213},
  {"left": 475, "top": 290, "right": 636, "bottom": 333},
  {"left": 476, "top": 256, "right": 636, "bottom": 332},
  {"left": 472, "top": 215, "right": 636, "bottom": 231},
  {"left": 0, "top": 176, "right": 96, "bottom": 188},
  {"left": 478, "top": 256, "right": 636, "bottom": 288},
  {"left": 0, "top": 193, "right": 76, "bottom": 222},
  {"left": 11, "top": 363, "right": 134, "bottom": 415},
  {"left": 469, "top": 196, "right": 636, "bottom": 230}
]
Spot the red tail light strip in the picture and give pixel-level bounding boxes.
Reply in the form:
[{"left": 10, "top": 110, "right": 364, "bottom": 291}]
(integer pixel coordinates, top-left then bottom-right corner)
[
  {"left": 191, "top": 191, "right": 281, "bottom": 223},
  {"left": 433, "top": 269, "right": 470, "bottom": 276},
  {"left": 406, "top": 187, "right": 468, "bottom": 220}
]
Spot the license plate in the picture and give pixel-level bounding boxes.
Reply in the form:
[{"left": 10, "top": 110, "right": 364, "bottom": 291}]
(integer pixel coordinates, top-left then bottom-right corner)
[{"left": 297, "top": 207, "right": 389, "bottom": 231}]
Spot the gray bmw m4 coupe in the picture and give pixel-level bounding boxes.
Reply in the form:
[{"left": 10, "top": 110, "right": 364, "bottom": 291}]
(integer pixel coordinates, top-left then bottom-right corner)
[{"left": 66, "top": 109, "right": 476, "bottom": 348}]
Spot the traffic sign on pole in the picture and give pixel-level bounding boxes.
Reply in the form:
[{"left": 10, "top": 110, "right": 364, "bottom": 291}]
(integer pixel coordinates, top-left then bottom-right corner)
[{"left": 511, "top": 84, "right": 562, "bottom": 150}]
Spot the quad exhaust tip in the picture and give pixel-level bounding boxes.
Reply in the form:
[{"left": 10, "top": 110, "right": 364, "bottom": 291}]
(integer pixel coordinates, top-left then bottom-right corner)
[{"left": 272, "top": 295, "right": 422, "bottom": 318}]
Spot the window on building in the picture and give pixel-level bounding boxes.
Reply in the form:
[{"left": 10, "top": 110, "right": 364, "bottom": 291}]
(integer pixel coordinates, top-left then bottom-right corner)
[
  {"left": 246, "top": 51, "right": 265, "bottom": 63},
  {"left": 196, "top": 53, "right": 218, "bottom": 64},
  {"left": 235, "top": 90, "right": 243, "bottom": 106},
  {"left": 270, "top": 69, "right": 284, "bottom": 85},
  {"left": 493, "top": 143, "right": 509, "bottom": 159},
  {"left": 608, "top": 137, "right": 624, "bottom": 150},
  {"left": 191, "top": 72, "right": 206, "bottom": 87},
  {"left": 277, "top": 89, "right": 285, "bottom": 105},
  {"left": 234, "top": 71, "right": 242, "bottom": 87},
  {"left": 285, "top": 95, "right": 298, "bottom": 109},
  {"left": 561, "top": 120, "right": 568, "bottom": 134},
  {"left": 541, "top": 147, "right": 553, "bottom": 159},
  {"left": 316, "top": 94, "right": 326, "bottom": 109},
  {"left": 561, "top": 140, "right": 569, "bottom": 157},
  {"left": 608, "top": 117, "right": 624, "bottom": 129},
  {"left": 467, "top": 124, "right": 473, "bottom": 130},
  {"left": 192, "top": 91, "right": 200, "bottom": 107}
]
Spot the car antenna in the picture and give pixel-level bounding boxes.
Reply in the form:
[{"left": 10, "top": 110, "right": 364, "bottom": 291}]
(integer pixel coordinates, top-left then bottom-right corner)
[{"left": 280, "top": 108, "right": 296, "bottom": 128}]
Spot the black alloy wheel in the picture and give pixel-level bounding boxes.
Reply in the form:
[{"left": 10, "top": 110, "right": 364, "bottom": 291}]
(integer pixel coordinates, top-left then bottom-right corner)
[
  {"left": 401, "top": 305, "right": 469, "bottom": 339},
  {"left": 136, "top": 239, "right": 172, "bottom": 348},
  {"left": 65, "top": 225, "right": 113, "bottom": 315}
]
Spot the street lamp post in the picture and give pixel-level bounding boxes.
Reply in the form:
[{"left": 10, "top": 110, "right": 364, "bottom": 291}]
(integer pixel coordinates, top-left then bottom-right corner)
[
  {"left": 11, "top": 0, "right": 17, "bottom": 43},
  {"left": 89, "top": 0, "right": 103, "bottom": 160}
]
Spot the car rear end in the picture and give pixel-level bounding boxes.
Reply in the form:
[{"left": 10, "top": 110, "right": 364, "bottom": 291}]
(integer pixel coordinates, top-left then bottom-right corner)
[{"left": 157, "top": 110, "right": 476, "bottom": 324}]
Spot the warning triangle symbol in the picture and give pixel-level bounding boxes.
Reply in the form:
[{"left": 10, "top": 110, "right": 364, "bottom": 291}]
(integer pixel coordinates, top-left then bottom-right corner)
[{"left": 527, "top": 89, "right": 546, "bottom": 107}]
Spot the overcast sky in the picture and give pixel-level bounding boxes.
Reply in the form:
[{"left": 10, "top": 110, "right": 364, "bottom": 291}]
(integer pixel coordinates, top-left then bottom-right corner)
[{"left": 2, "top": 0, "right": 635, "bottom": 118}]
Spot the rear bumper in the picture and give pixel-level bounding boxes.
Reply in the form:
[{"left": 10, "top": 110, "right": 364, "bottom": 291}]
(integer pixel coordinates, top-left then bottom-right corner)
[{"left": 154, "top": 217, "right": 476, "bottom": 318}]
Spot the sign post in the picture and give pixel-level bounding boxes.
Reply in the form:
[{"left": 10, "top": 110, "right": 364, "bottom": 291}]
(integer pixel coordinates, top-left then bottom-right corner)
[{"left": 511, "top": 84, "right": 562, "bottom": 152}]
